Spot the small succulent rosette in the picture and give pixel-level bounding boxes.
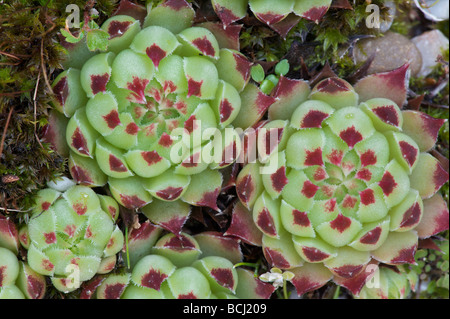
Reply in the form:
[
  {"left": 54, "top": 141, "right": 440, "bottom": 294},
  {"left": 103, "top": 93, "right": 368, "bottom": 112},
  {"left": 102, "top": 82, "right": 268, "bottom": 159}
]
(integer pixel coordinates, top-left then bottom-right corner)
[
  {"left": 233, "top": 64, "right": 449, "bottom": 296},
  {"left": 119, "top": 230, "right": 275, "bottom": 299},
  {"left": 46, "top": 0, "right": 279, "bottom": 235},
  {"left": 26, "top": 184, "right": 123, "bottom": 293},
  {"left": 211, "top": 0, "right": 332, "bottom": 37}
]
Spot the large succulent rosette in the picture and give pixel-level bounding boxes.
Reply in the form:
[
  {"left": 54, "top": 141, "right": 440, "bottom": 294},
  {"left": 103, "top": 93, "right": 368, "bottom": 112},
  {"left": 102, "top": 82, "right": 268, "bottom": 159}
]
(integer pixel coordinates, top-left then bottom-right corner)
[
  {"left": 46, "top": 0, "right": 277, "bottom": 235},
  {"left": 233, "top": 64, "right": 449, "bottom": 296},
  {"left": 25, "top": 185, "right": 123, "bottom": 293}
]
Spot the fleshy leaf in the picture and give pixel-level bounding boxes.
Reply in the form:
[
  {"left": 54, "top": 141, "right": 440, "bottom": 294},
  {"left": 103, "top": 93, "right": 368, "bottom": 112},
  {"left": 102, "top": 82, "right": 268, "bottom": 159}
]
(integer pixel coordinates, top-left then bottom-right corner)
[
  {"left": 193, "top": 256, "right": 238, "bottom": 294},
  {"left": 415, "top": 193, "right": 449, "bottom": 239},
  {"left": 309, "top": 77, "right": 359, "bottom": 109},
  {"left": 194, "top": 232, "right": 243, "bottom": 264},
  {"left": 324, "top": 247, "right": 370, "bottom": 278},
  {"left": 263, "top": 230, "right": 303, "bottom": 269},
  {"left": 143, "top": 0, "right": 195, "bottom": 34},
  {"left": 371, "top": 231, "right": 418, "bottom": 265},
  {"left": 96, "top": 273, "right": 130, "bottom": 299},
  {"left": 80, "top": 52, "right": 115, "bottom": 97},
  {"left": 181, "top": 169, "right": 222, "bottom": 211},
  {"left": 235, "top": 268, "right": 275, "bottom": 299},
  {"left": 152, "top": 232, "right": 201, "bottom": 268},
  {"left": 225, "top": 202, "right": 263, "bottom": 246},
  {"left": 293, "top": 0, "right": 332, "bottom": 23},
  {"left": 131, "top": 254, "right": 176, "bottom": 290},
  {"left": 108, "top": 176, "right": 153, "bottom": 209},
  {"left": 354, "top": 63, "right": 410, "bottom": 107},
  {"left": 211, "top": 0, "right": 248, "bottom": 26},
  {"left": 401, "top": 110, "right": 446, "bottom": 152},
  {"left": 268, "top": 76, "right": 311, "bottom": 121},
  {"left": 127, "top": 220, "right": 162, "bottom": 269},
  {"left": 290, "top": 263, "right": 333, "bottom": 296},
  {"left": 141, "top": 199, "right": 190, "bottom": 235},
  {"left": 409, "top": 153, "right": 449, "bottom": 199},
  {"left": 0, "top": 215, "right": 20, "bottom": 254},
  {"left": 51, "top": 68, "right": 87, "bottom": 117}
]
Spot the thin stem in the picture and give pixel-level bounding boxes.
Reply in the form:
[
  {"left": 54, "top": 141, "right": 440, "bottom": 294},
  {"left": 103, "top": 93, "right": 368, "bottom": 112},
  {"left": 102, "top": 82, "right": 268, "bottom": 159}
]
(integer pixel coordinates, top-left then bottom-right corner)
[{"left": 283, "top": 280, "right": 289, "bottom": 299}]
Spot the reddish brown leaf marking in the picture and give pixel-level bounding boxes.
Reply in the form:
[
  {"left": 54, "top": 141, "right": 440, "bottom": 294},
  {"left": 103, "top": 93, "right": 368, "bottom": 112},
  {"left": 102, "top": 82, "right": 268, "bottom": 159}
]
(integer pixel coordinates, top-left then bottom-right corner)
[
  {"left": 360, "top": 150, "right": 377, "bottom": 167},
  {"left": 164, "top": 234, "right": 196, "bottom": 249},
  {"left": 158, "top": 132, "right": 173, "bottom": 147},
  {"left": 141, "top": 269, "right": 168, "bottom": 290},
  {"left": 156, "top": 187, "right": 183, "bottom": 201},
  {"left": 178, "top": 292, "right": 197, "bottom": 299},
  {"left": 255, "top": 12, "right": 285, "bottom": 25},
  {"left": 233, "top": 52, "right": 251, "bottom": 81},
  {"left": 327, "top": 149, "right": 344, "bottom": 166},
  {"left": 26, "top": 275, "right": 45, "bottom": 299},
  {"left": 264, "top": 248, "right": 291, "bottom": 269},
  {"left": 53, "top": 76, "right": 68, "bottom": 106},
  {"left": 119, "top": 194, "right": 147, "bottom": 209},
  {"left": 219, "top": 99, "right": 234, "bottom": 123},
  {"left": 421, "top": 112, "right": 446, "bottom": 140},
  {"left": 214, "top": 4, "right": 241, "bottom": 25},
  {"left": 129, "top": 220, "right": 158, "bottom": 241},
  {"left": 90, "top": 73, "right": 109, "bottom": 95},
  {"left": 163, "top": 80, "right": 177, "bottom": 94},
  {"left": 339, "top": 126, "right": 363, "bottom": 149},
  {"left": 196, "top": 188, "right": 220, "bottom": 211},
  {"left": 125, "top": 122, "right": 139, "bottom": 135},
  {"left": 0, "top": 266, "right": 5, "bottom": 286},
  {"left": 71, "top": 127, "right": 90, "bottom": 156},
  {"left": 378, "top": 171, "right": 397, "bottom": 196},
  {"left": 301, "top": 180, "right": 319, "bottom": 198},
  {"left": 42, "top": 259, "right": 54, "bottom": 272},
  {"left": 359, "top": 227, "right": 382, "bottom": 245},
  {"left": 292, "top": 210, "right": 310, "bottom": 227},
  {"left": 359, "top": 188, "right": 375, "bottom": 206},
  {"left": 356, "top": 168, "right": 372, "bottom": 181},
  {"left": 70, "top": 165, "right": 94, "bottom": 185},
  {"left": 103, "top": 283, "right": 126, "bottom": 299},
  {"left": 400, "top": 202, "right": 422, "bottom": 228},
  {"left": 187, "top": 78, "right": 203, "bottom": 97},
  {"left": 44, "top": 232, "right": 56, "bottom": 244},
  {"left": 390, "top": 245, "right": 417, "bottom": 264},
  {"left": 271, "top": 166, "right": 288, "bottom": 192},
  {"left": 313, "top": 167, "right": 327, "bottom": 181},
  {"left": 41, "top": 201, "right": 51, "bottom": 211},
  {"left": 127, "top": 77, "right": 149, "bottom": 103},
  {"left": 257, "top": 208, "right": 277, "bottom": 237},
  {"left": 192, "top": 36, "right": 216, "bottom": 57},
  {"left": 301, "top": 110, "right": 329, "bottom": 128},
  {"left": 330, "top": 214, "right": 352, "bottom": 233},
  {"left": 109, "top": 155, "right": 128, "bottom": 172},
  {"left": 236, "top": 174, "right": 254, "bottom": 205},
  {"left": 64, "top": 224, "right": 76, "bottom": 237},
  {"left": 325, "top": 198, "right": 337, "bottom": 213},
  {"left": 342, "top": 195, "right": 358, "bottom": 209},
  {"left": 372, "top": 105, "right": 399, "bottom": 127},
  {"left": 292, "top": 276, "right": 323, "bottom": 296},
  {"left": 263, "top": 127, "right": 283, "bottom": 155},
  {"left": 103, "top": 110, "right": 121, "bottom": 129},
  {"left": 146, "top": 44, "right": 166, "bottom": 68},
  {"left": 181, "top": 152, "right": 200, "bottom": 168},
  {"left": 256, "top": 91, "right": 276, "bottom": 114},
  {"left": 433, "top": 162, "right": 449, "bottom": 191},
  {"left": 301, "top": 6, "right": 329, "bottom": 22},
  {"left": 317, "top": 77, "right": 348, "bottom": 93},
  {"left": 211, "top": 268, "right": 234, "bottom": 290},
  {"left": 254, "top": 279, "right": 276, "bottom": 298},
  {"left": 108, "top": 20, "right": 132, "bottom": 39},
  {"left": 301, "top": 246, "right": 330, "bottom": 262},
  {"left": 332, "top": 264, "right": 365, "bottom": 279},
  {"left": 184, "top": 115, "right": 197, "bottom": 133},
  {"left": 142, "top": 150, "right": 162, "bottom": 166},
  {"left": 163, "top": 0, "right": 189, "bottom": 10},
  {"left": 85, "top": 225, "right": 93, "bottom": 238},
  {"left": 73, "top": 202, "right": 87, "bottom": 216},
  {"left": 304, "top": 148, "right": 324, "bottom": 166},
  {"left": 399, "top": 141, "right": 418, "bottom": 167}
]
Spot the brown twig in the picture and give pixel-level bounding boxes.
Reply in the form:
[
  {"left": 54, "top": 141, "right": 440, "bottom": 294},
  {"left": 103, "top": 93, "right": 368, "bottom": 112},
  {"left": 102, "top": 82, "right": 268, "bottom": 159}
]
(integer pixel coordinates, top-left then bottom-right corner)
[
  {"left": 40, "top": 37, "right": 53, "bottom": 94},
  {"left": 0, "top": 107, "right": 14, "bottom": 161}
]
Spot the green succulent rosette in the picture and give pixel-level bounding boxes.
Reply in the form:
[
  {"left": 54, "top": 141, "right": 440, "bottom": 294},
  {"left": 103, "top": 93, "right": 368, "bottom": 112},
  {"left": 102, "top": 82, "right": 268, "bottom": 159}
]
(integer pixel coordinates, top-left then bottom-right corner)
[
  {"left": 47, "top": 0, "right": 276, "bottom": 235},
  {"left": 233, "top": 64, "right": 449, "bottom": 296},
  {"left": 26, "top": 185, "right": 123, "bottom": 293}
]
